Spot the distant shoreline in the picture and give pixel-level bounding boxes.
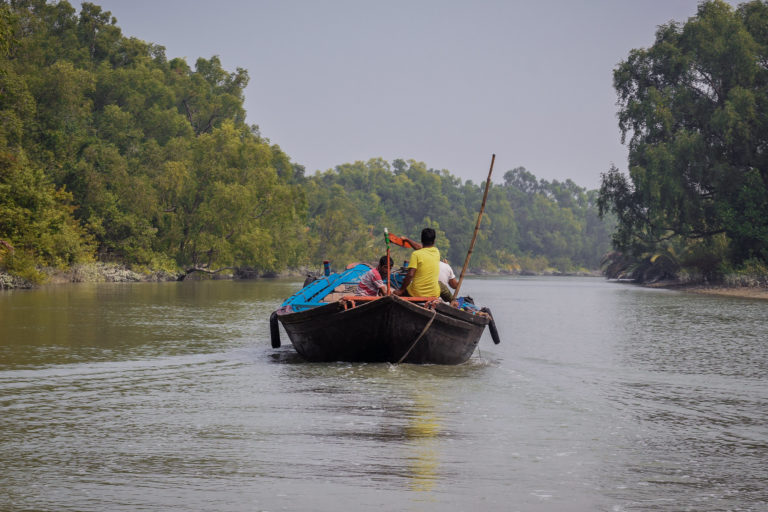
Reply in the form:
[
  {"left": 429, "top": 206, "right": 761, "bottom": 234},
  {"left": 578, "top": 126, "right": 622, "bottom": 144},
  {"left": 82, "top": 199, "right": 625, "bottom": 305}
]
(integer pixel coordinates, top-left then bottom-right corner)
[
  {"left": 7, "top": 266, "right": 766, "bottom": 300},
  {"left": 1, "top": 264, "right": 601, "bottom": 290},
  {"left": 642, "top": 281, "right": 768, "bottom": 300}
]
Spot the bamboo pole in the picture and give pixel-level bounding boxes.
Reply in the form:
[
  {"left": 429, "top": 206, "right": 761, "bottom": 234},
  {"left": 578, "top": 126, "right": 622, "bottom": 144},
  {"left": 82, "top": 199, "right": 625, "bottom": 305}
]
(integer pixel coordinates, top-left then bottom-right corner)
[
  {"left": 384, "top": 228, "right": 391, "bottom": 295},
  {"left": 452, "top": 154, "right": 495, "bottom": 300}
]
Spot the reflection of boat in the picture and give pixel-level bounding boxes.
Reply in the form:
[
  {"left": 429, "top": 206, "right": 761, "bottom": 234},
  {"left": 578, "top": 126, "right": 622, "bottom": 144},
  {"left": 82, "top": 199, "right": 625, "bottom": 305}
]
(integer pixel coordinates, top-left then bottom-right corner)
[{"left": 270, "top": 263, "right": 500, "bottom": 364}]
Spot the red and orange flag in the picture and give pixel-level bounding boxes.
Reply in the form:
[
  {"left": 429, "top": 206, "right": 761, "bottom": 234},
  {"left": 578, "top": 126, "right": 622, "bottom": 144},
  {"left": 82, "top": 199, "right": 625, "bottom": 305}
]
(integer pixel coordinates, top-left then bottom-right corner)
[{"left": 387, "top": 232, "right": 418, "bottom": 249}]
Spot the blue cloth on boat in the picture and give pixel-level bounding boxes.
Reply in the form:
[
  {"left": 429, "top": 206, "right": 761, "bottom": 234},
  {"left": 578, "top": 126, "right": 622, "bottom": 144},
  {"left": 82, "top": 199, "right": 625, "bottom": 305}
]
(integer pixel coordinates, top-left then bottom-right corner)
[{"left": 456, "top": 296, "right": 480, "bottom": 313}]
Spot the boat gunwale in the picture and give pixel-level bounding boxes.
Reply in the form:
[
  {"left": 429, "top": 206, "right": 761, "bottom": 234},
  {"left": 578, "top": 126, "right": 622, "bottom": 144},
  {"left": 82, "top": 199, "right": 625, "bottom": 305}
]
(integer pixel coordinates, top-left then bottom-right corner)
[{"left": 277, "top": 294, "right": 489, "bottom": 329}]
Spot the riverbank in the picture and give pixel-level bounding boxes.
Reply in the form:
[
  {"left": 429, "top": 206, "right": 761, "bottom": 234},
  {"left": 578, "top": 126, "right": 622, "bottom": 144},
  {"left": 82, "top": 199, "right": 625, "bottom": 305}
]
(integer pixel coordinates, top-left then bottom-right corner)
[
  {"left": 0, "top": 263, "right": 324, "bottom": 289},
  {"left": 643, "top": 280, "right": 768, "bottom": 300},
  {"left": 5, "top": 264, "right": 766, "bottom": 300},
  {"left": 1, "top": 262, "right": 603, "bottom": 290},
  {"left": 1, "top": 263, "right": 182, "bottom": 290}
]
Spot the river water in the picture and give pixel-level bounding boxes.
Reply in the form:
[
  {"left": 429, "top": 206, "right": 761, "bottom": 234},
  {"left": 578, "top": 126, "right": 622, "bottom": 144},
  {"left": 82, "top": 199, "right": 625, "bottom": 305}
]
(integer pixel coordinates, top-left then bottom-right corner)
[{"left": 1, "top": 277, "right": 766, "bottom": 511}]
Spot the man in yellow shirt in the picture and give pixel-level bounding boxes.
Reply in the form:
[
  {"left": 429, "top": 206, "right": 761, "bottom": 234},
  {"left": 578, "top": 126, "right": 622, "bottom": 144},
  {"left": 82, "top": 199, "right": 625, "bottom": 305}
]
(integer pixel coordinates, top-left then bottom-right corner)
[{"left": 395, "top": 228, "right": 441, "bottom": 298}]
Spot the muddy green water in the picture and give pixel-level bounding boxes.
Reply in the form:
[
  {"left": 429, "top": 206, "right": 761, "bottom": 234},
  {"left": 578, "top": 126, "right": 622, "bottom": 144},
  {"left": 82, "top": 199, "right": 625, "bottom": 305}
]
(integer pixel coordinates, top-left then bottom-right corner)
[{"left": 1, "top": 277, "right": 766, "bottom": 511}]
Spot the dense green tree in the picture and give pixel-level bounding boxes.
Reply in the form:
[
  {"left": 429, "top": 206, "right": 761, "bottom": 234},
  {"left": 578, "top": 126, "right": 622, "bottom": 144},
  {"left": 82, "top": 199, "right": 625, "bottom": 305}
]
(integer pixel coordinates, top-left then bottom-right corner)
[
  {"left": 1, "top": 4, "right": 93, "bottom": 279},
  {"left": 1, "top": 0, "right": 306, "bottom": 277},
  {"left": 156, "top": 121, "right": 305, "bottom": 273},
  {"left": 304, "top": 180, "right": 375, "bottom": 266},
  {"left": 306, "top": 159, "right": 610, "bottom": 272},
  {"left": 599, "top": 0, "right": 768, "bottom": 273},
  {"left": 0, "top": 153, "right": 93, "bottom": 273},
  {"left": 500, "top": 167, "right": 607, "bottom": 271}
]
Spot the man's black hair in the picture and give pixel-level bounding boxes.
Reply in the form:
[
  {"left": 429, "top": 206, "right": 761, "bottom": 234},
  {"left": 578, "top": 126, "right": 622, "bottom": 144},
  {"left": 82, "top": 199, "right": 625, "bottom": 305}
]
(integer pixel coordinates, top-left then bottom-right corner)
[
  {"left": 378, "top": 255, "right": 394, "bottom": 268},
  {"left": 421, "top": 227, "right": 436, "bottom": 246}
]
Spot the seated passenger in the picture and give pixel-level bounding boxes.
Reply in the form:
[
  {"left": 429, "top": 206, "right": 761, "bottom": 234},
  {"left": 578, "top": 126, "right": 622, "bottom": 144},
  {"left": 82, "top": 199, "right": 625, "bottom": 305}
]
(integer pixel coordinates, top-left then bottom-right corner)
[
  {"left": 357, "top": 255, "right": 395, "bottom": 296},
  {"left": 395, "top": 228, "right": 441, "bottom": 298},
  {"left": 438, "top": 259, "right": 459, "bottom": 302}
]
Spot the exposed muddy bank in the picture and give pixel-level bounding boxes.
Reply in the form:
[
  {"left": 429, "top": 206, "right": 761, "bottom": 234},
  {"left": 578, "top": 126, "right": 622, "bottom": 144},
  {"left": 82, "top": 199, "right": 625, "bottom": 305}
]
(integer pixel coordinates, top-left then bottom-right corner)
[
  {"left": 642, "top": 280, "right": 768, "bottom": 300},
  {"left": 0, "top": 263, "right": 313, "bottom": 289}
]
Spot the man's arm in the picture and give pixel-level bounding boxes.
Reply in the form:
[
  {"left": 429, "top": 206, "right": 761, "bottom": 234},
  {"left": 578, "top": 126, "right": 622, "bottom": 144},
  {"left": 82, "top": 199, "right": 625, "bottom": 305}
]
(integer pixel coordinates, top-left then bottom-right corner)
[
  {"left": 402, "top": 237, "right": 422, "bottom": 250},
  {"left": 448, "top": 277, "right": 459, "bottom": 289}
]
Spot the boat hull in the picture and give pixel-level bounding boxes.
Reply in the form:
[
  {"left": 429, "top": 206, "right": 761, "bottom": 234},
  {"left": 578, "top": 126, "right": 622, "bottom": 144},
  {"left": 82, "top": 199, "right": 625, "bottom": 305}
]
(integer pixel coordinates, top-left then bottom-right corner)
[{"left": 276, "top": 295, "right": 489, "bottom": 364}]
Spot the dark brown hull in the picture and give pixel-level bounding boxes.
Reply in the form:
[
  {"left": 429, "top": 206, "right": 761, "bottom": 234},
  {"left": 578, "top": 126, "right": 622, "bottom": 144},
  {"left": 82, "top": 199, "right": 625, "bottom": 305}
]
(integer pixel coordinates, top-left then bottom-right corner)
[{"left": 276, "top": 295, "right": 490, "bottom": 364}]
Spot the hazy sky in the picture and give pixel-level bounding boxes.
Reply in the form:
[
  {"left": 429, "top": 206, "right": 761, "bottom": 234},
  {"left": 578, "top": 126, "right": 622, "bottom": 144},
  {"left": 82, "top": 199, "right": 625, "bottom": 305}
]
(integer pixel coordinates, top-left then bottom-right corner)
[{"left": 92, "top": 1, "right": 731, "bottom": 189}]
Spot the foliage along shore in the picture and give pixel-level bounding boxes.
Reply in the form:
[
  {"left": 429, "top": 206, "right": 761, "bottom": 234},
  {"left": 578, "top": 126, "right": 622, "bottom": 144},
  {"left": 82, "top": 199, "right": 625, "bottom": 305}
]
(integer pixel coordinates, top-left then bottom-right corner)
[
  {"left": 0, "top": 261, "right": 603, "bottom": 290},
  {"left": 1, "top": 1, "right": 612, "bottom": 286},
  {"left": 5, "top": 263, "right": 767, "bottom": 302},
  {"left": 1, "top": 263, "right": 178, "bottom": 289}
]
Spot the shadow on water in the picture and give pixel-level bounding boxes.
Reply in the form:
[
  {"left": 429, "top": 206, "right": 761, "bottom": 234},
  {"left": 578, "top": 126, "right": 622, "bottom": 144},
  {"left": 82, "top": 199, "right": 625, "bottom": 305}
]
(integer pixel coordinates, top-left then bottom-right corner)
[
  {"left": 266, "top": 345, "right": 496, "bottom": 371},
  {"left": 266, "top": 349, "right": 308, "bottom": 365}
]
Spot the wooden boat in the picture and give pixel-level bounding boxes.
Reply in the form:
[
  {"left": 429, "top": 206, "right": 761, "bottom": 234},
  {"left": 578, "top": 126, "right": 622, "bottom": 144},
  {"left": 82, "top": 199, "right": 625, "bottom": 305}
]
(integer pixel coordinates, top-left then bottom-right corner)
[
  {"left": 270, "top": 263, "right": 500, "bottom": 364},
  {"left": 271, "top": 156, "right": 504, "bottom": 364}
]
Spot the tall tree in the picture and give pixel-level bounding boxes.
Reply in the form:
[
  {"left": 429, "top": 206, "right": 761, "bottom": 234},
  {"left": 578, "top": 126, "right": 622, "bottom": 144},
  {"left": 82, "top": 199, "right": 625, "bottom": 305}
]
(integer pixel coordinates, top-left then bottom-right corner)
[
  {"left": 156, "top": 121, "right": 305, "bottom": 273},
  {"left": 599, "top": 0, "right": 768, "bottom": 269},
  {"left": 1, "top": 4, "right": 93, "bottom": 279}
]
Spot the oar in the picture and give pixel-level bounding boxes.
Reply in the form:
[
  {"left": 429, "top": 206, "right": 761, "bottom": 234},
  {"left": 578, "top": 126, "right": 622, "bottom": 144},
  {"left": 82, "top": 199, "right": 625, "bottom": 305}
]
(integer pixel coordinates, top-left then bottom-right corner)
[{"left": 453, "top": 154, "right": 495, "bottom": 300}]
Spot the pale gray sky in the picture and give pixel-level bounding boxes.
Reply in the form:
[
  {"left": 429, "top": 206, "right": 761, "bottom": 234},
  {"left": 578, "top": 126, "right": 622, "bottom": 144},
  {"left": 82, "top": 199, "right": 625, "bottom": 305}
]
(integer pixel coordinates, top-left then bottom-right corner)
[{"left": 92, "top": 0, "right": 733, "bottom": 189}]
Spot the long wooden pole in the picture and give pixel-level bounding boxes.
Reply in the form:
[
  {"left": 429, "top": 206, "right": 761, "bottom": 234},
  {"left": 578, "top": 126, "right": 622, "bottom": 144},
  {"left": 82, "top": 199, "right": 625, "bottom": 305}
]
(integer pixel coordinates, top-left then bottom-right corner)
[
  {"left": 452, "top": 154, "right": 495, "bottom": 300},
  {"left": 384, "top": 228, "right": 391, "bottom": 295}
]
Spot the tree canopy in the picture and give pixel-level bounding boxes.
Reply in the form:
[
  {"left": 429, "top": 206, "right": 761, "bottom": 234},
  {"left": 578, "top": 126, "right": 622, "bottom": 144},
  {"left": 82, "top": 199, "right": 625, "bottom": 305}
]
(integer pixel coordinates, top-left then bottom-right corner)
[
  {"left": 0, "top": 0, "right": 305, "bottom": 278},
  {"left": 303, "top": 160, "right": 611, "bottom": 273},
  {"left": 599, "top": 0, "right": 768, "bottom": 278}
]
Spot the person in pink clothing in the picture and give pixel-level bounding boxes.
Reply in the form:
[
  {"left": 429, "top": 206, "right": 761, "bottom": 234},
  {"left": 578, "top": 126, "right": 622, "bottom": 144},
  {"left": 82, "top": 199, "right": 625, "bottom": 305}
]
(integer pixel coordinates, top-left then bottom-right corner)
[{"left": 356, "top": 255, "right": 394, "bottom": 296}]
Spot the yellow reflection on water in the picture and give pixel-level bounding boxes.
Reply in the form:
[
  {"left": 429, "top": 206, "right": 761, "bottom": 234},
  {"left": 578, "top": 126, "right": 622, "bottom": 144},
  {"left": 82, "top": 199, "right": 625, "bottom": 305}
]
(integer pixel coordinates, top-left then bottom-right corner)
[{"left": 404, "top": 391, "right": 442, "bottom": 494}]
